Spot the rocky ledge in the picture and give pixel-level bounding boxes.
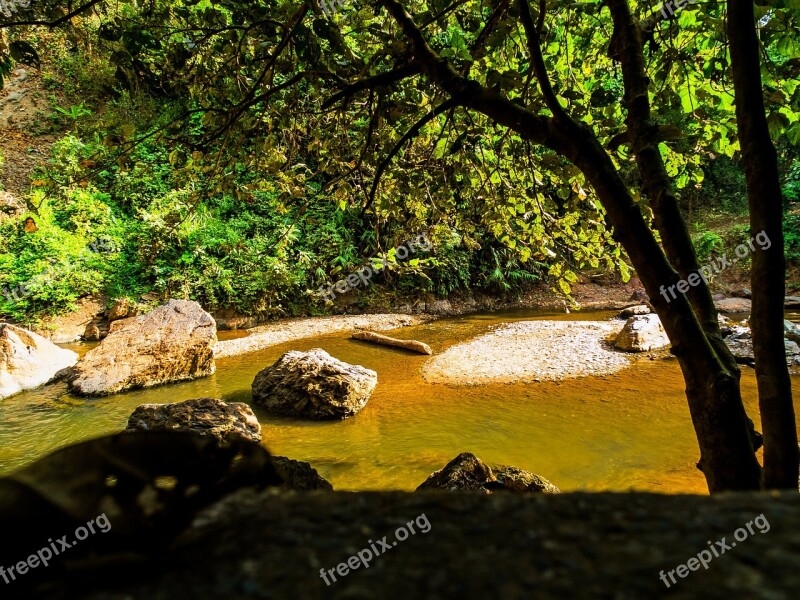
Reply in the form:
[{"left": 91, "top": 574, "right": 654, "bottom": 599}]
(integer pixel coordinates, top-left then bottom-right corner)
[{"left": 49, "top": 490, "right": 800, "bottom": 599}]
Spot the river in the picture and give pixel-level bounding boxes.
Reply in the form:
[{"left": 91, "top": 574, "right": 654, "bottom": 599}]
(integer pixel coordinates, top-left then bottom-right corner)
[{"left": 1, "top": 309, "right": 795, "bottom": 494}]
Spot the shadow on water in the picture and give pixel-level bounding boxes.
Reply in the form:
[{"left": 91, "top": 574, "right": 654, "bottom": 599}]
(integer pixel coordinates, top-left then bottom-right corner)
[{"left": 1, "top": 309, "right": 796, "bottom": 495}]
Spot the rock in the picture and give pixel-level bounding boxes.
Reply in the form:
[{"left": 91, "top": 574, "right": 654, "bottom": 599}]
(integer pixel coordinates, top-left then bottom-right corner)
[
  {"left": 725, "top": 325, "right": 751, "bottom": 340},
  {"left": 33, "top": 296, "right": 106, "bottom": 344},
  {"left": 724, "top": 332, "right": 800, "bottom": 367},
  {"left": 69, "top": 299, "right": 217, "bottom": 396},
  {"left": 712, "top": 293, "right": 727, "bottom": 301},
  {"left": 617, "top": 304, "right": 650, "bottom": 318},
  {"left": 718, "top": 314, "right": 732, "bottom": 325},
  {"left": 614, "top": 314, "right": 670, "bottom": 352},
  {"left": 492, "top": 466, "right": 560, "bottom": 494},
  {"left": 83, "top": 322, "right": 102, "bottom": 342},
  {"left": 416, "top": 452, "right": 559, "bottom": 494},
  {"left": 785, "top": 296, "right": 800, "bottom": 309},
  {"left": 271, "top": 456, "right": 333, "bottom": 491},
  {"left": 416, "top": 452, "right": 495, "bottom": 493},
  {"left": 109, "top": 317, "right": 137, "bottom": 334},
  {"left": 107, "top": 298, "right": 138, "bottom": 322},
  {"left": 785, "top": 320, "right": 800, "bottom": 344},
  {"left": 426, "top": 299, "right": 454, "bottom": 316},
  {"left": 715, "top": 297, "right": 752, "bottom": 313},
  {"left": 251, "top": 348, "right": 377, "bottom": 419},
  {"left": 717, "top": 322, "right": 800, "bottom": 372},
  {"left": 0, "top": 324, "right": 78, "bottom": 399},
  {"left": 628, "top": 290, "right": 649, "bottom": 302},
  {"left": 41, "top": 489, "right": 800, "bottom": 599},
  {"left": 126, "top": 397, "right": 261, "bottom": 446},
  {"left": 0, "top": 191, "right": 25, "bottom": 220},
  {"left": 731, "top": 288, "right": 752, "bottom": 299}
]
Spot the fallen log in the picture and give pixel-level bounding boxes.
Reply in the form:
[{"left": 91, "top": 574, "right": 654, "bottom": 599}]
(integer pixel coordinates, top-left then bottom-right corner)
[{"left": 351, "top": 331, "right": 432, "bottom": 355}]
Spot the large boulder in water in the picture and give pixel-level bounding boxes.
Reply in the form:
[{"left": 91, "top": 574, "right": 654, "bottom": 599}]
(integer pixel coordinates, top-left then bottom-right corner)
[
  {"left": 251, "top": 348, "right": 377, "bottom": 419},
  {"left": 126, "top": 397, "right": 261, "bottom": 446},
  {"left": 0, "top": 324, "right": 78, "bottom": 399},
  {"left": 125, "top": 397, "right": 333, "bottom": 490},
  {"left": 614, "top": 314, "right": 670, "bottom": 352},
  {"left": 416, "top": 452, "right": 559, "bottom": 494},
  {"left": 69, "top": 299, "right": 216, "bottom": 396}
]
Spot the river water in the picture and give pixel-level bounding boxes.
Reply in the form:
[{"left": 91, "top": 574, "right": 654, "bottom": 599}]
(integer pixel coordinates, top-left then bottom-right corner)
[{"left": 1, "top": 309, "right": 795, "bottom": 494}]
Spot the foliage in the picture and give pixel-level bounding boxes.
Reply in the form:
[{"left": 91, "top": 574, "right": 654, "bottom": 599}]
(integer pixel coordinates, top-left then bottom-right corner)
[{"left": 0, "top": 0, "right": 799, "bottom": 321}]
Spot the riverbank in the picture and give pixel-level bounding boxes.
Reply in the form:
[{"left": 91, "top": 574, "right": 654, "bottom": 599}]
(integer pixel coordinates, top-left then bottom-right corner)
[
  {"left": 23, "top": 280, "right": 637, "bottom": 344},
  {"left": 214, "top": 314, "right": 432, "bottom": 358}
]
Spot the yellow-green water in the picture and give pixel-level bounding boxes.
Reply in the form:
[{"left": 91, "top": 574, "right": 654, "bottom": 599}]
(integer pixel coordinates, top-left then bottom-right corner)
[{"left": 0, "top": 310, "right": 795, "bottom": 494}]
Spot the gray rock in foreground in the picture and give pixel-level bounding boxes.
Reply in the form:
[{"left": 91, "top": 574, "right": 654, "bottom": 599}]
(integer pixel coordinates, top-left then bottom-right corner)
[
  {"left": 126, "top": 397, "right": 262, "bottom": 446},
  {"left": 67, "top": 490, "right": 800, "bottom": 600},
  {"left": 251, "top": 348, "right": 377, "bottom": 419},
  {"left": 69, "top": 299, "right": 216, "bottom": 396}
]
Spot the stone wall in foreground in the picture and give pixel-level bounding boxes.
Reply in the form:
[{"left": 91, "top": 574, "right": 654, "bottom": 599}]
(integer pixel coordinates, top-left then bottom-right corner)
[{"left": 68, "top": 490, "right": 800, "bottom": 599}]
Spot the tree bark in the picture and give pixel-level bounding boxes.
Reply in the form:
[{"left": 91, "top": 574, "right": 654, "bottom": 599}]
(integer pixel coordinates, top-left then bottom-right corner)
[
  {"left": 606, "top": 0, "right": 724, "bottom": 344},
  {"left": 728, "top": 0, "right": 798, "bottom": 489}
]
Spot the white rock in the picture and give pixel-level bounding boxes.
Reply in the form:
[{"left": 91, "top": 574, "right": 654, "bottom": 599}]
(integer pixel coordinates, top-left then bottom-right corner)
[
  {"left": 0, "top": 324, "right": 78, "bottom": 399},
  {"left": 614, "top": 314, "right": 671, "bottom": 352}
]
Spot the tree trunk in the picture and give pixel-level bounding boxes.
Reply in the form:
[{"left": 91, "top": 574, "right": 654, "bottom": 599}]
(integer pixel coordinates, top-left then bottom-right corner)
[
  {"left": 352, "top": 331, "right": 432, "bottom": 355},
  {"left": 606, "top": 0, "right": 724, "bottom": 344},
  {"left": 728, "top": 0, "right": 798, "bottom": 489},
  {"left": 556, "top": 120, "right": 763, "bottom": 491},
  {"left": 379, "top": 0, "right": 763, "bottom": 491}
]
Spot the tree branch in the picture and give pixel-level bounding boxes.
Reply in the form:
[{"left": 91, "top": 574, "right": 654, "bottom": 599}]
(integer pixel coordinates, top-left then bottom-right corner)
[
  {"left": 0, "top": 0, "right": 105, "bottom": 28},
  {"left": 517, "top": 0, "right": 569, "bottom": 120},
  {"left": 605, "top": 0, "right": 723, "bottom": 340},
  {"left": 322, "top": 63, "right": 422, "bottom": 109},
  {"left": 364, "top": 98, "right": 460, "bottom": 215}
]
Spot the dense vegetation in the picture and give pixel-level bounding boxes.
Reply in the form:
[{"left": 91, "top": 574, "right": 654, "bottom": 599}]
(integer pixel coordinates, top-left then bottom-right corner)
[{"left": 0, "top": 0, "right": 798, "bottom": 325}]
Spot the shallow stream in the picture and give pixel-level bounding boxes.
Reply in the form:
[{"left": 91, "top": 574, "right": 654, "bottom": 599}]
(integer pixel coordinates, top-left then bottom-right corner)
[{"left": 1, "top": 309, "right": 795, "bottom": 494}]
